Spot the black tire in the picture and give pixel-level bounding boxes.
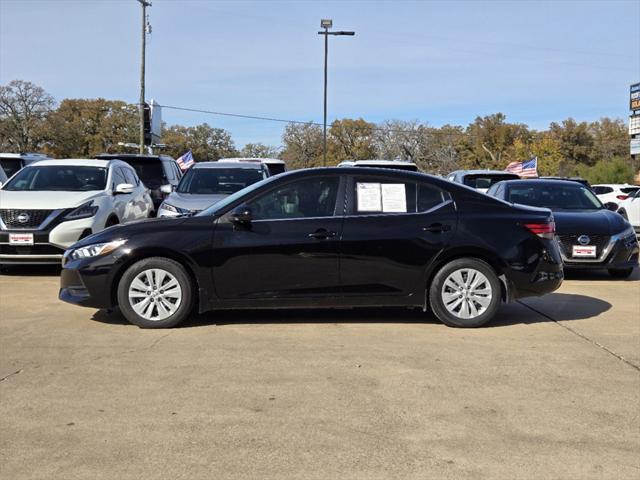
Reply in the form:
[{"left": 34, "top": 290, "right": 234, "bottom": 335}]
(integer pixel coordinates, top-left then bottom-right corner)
[
  {"left": 608, "top": 267, "right": 634, "bottom": 279},
  {"left": 429, "top": 257, "right": 502, "bottom": 328},
  {"left": 117, "top": 257, "right": 194, "bottom": 328}
]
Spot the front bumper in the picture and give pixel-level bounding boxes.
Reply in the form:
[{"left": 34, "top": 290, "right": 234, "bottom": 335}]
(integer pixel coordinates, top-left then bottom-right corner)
[
  {"left": 0, "top": 216, "right": 96, "bottom": 264},
  {"left": 558, "top": 232, "right": 639, "bottom": 270},
  {"left": 59, "top": 253, "right": 122, "bottom": 309}
]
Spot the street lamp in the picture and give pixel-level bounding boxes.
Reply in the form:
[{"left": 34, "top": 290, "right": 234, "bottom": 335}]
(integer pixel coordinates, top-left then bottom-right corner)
[{"left": 318, "top": 19, "right": 355, "bottom": 166}]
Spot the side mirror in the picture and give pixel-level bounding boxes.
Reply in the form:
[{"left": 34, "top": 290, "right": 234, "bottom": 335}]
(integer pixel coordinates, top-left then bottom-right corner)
[
  {"left": 160, "top": 184, "right": 173, "bottom": 194},
  {"left": 114, "top": 183, "right": 134, "bottom": 195},
  {"left": 604, "top": 202, "right": 618, "bottom": 212},
  {"left": 230, "top": 205, "right": 252, "bottom": 228}
]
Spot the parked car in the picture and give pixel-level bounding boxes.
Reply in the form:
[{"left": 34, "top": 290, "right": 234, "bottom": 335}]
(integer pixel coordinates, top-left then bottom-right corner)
[
  {"left": 338, "top": 160, "right": 419, "bottom": 172},
  {"left": 60, "top": 167, "right": 564, "bottom": 329},
  {"left": 617, "top": 189, "right": 640, "bottom": 239},
  {"left": 221, "top": 157, "right": 287, "bottom": 176},
  {"left": 0, "top": 159, "right": 153, "bottom": 265},
  {"left": 592, "top": 184, "right": 640, "bottom": 209},
  {"left": 0, "top": 153, "right": 51, "bottom": 186},
  {"left": 486, "top": 179, "right": 639, "bottom": 278},
  {"left": 446, "top": 170, "right": 520, "bottom": 192},
  {"left": 95, "top": 154, "right": 182, "bottom": 212},
  {"left": 157, "top": 161, "right": 269, "bottom": 217}
]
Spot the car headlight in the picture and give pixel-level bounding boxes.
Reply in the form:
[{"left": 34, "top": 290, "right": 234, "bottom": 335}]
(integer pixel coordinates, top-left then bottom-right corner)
[
  {"left": 618, "top": 225, "right": 635, "bottom": 238},
  {"left": 68, "top": 239, "right": 127, "bottom": 260},
  {"left": 65, "top": 201, "right": 99, "bottom": 220}
]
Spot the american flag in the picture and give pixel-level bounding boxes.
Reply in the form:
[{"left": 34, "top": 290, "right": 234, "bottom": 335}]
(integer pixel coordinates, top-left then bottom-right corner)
[
  {"left": 506, "top": 156, "right": 538, "bottom": 178},
  {"left": 176, "top": 149, "right": 195, "bottom": 170}
]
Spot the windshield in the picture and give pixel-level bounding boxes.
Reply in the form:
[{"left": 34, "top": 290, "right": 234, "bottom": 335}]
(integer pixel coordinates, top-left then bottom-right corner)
[
  {"left": 177, "top": 168, "right": 263, "bottom": 195},
  {"left": 507, "top": 183, "right": 603, "bottom": 210},
  {"left": 118, "top": 159, "right": 166, "bottom": 187},
  {"left": 2, "top": 165, "right": 108, "bottom": 192},
  {"left": 0, "top": 158, "right": 23, "bottom": 178},
  {"left": 196, "top": 175, "right": 277, "bottom": 217},
  {"left": 464, "top": 174, "right": 519, "bottom": 189}
]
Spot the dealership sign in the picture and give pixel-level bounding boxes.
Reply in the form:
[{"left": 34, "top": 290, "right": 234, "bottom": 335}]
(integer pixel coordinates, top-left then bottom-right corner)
[
  {"left": 631, "top": 139, "right": 640, "bottom": 155},
  {"left": 631, "top": 116, "right": 640, "bottom": 136},
  {"left": 631, "top": 83, "right": 640, "bottom": 112}
]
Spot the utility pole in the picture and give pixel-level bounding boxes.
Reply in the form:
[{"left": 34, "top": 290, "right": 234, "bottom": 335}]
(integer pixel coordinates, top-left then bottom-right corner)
[
  {"left": 138, "top": 0, "right": 151, "bottom": 154},
  {"left": 318, "top": 20, "right": 355, "bottom": 166}
]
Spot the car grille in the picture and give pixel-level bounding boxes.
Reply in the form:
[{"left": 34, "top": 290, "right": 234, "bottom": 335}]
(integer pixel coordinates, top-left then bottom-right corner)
[
  {"left": 0, "top": 209, "right": 54, "bottom": 229},
  {"left": 0, "top": 244, "right": 65, "bottom": 255},
  {"left": 557, "top": 234, "right": 610, "bottom": 258}
]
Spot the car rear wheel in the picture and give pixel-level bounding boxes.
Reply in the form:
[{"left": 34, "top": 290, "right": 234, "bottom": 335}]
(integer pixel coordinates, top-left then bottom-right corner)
[
  {"left": 608, "top": 267, "right": 634, "bottom": 279},
  {"left": 117, "top": 257, "right": 194, "bottom": 328},
  {"left": 429, "top": 258, "right": 501, "bottom": 328}
]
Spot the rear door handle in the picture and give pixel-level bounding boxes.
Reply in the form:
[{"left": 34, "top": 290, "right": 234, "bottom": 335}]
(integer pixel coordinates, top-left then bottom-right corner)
[
  {"left": 308, "top": 229, "right": 337, "bottom": 240},
  {"left": 422, "top": 223, "right": 451, "bottom": 233}
]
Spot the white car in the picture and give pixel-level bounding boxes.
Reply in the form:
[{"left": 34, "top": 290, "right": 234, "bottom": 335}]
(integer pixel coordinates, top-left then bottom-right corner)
[
  {"left": 0, "top": 159, "right": 153, "bottom": 265},
  {"left": 617, "top": 189, "right": 640, "bottom": 239},
  {"left": 592, "top": 184, "right": 640, "bottom": 209}
]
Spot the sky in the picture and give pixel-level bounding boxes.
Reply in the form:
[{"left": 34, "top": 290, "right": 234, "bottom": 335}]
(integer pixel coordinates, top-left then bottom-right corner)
[{"left": 1, "top": 0, "right": 639, "bottom": 148}]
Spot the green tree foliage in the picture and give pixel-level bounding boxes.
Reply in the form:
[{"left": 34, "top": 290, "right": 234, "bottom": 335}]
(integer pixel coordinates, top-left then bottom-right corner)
[
  {"left": 0, "top": 80, "right": 55, "bottom": 151},
  {"left": 43, "top": 98, "right": 138, "bottom": 158},
  {"left": 328, "top": 118, "right": 377, "bottom": 163},
  {"left": 577, "top": 157, "right": 635, "bottom": 185},
  {"left": 239, "top": 142, "right": 279, "bottom": 158},
  {"left": 162, "top": 123, "right": 237, "bottom": 161},
  {"left": 280, "top": 122, "right": 324, "bottom": 169}
]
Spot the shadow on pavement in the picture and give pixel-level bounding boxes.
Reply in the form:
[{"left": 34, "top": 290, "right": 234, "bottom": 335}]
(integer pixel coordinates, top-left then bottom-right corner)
[
  {"left": 564, "top": 267, "right": 639, "bottom": 282},
  {"left": 0, "top": 264, "right": 61, "bottom": 277},
  {"left": 514, "top": 292, "right": 612, "bottom": 323},
  {"left": 90, "top": 292, "right": 610, "bottom": 329}
]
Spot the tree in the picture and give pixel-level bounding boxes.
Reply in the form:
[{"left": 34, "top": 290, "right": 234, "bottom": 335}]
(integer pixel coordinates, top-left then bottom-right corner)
[
  {"left": 513, "top": 133, "right": 563, "bottom": 177},
  {"left": 280, "top": 122, "right": 324, "bottom": 169},
  {"left": 328, "top": 118, "right": 377, "bottom": 163},
  {"left": 239, "top": 142, "right": 279, "bottom": 158},
  {"left": 0, "top": 80, "right": 55, "bottom": 151},
  {"left": 589, "top": 118, "right": 628, "bottom": 162},
  {"left": 43, "top": 98, "right": 138, "bottom": 158},
  {"left": 548, "top": 118, "right": 594, "bottom": 173},
  {"left": 162, "top": 123, "right": 237, "bottom": 161},
  {"left": 577, "top": 157, "right": 635, "bottom": 185}
]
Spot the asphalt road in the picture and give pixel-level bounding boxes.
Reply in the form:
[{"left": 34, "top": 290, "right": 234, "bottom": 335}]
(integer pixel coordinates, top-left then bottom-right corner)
[{"left": 0, "top": 267, "right": 638, "bottom": 479}]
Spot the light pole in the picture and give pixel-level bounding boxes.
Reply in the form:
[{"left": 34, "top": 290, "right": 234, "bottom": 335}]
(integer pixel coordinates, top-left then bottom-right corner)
[
  {"left": 318, "top": 19, "right": 355, "bottom": 166},
  {"left": 137, "top": 0, "right": 152, "bottom": 154}
]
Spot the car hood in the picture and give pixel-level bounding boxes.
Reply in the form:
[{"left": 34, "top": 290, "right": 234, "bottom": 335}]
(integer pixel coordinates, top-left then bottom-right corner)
[
  {"left": 0, "top": 190, "right": 104, "bottom": 210},
  {"left": 552, "top": 209, "right": 628, "bottom": 235},
  {"left": 165, "top": 192, "right": 228, "bottom": 211}
]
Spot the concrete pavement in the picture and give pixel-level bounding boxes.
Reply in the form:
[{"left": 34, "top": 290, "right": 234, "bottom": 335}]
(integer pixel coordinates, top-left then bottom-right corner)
[{"left": 0, "top": 268, "right": 638, "bottom": 479}]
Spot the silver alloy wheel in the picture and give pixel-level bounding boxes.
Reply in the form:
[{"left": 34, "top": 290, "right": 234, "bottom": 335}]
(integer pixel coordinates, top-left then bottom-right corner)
[
  {"left": 128, "top": 268, "right": 182, "bottom": 321},
  {"left": 441, "top": 268, "right": 492, "bottom": 319}
]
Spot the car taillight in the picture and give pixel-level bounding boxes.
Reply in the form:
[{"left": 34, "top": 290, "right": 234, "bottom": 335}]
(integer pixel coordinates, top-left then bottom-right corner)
[
  {"left": 616, "top": 195, "right": 628, "bottom": 201},
  {"left": 523, "top": 221, "right": 556, "bottom": 239}
]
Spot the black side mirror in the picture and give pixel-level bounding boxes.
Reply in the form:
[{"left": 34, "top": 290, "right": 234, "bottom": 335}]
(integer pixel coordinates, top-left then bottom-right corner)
[
  {"left": 604, "top": 202, "right": 618, "bottom": 211},
  {"left": 230, "top": 205, "right": 252, "bottom": 228}
]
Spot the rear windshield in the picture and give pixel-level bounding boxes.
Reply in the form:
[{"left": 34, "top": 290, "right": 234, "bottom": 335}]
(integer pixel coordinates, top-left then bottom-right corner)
[
  {"left": 177, "top": 168, "right": 264, "bottom": 195},
  {"left": 266, "top": 164, "right": 286, "bottom": 175},
  {"left": 118, "top": 159, "right": 166, "bottom": 187},
  {"left": 621, "top": 187, "right": 640, "bottom": 194},
  {"left": 463, "top": 174, "right": 519, "bottom": 189},
  {"left": 3, "top": 165, "right": 107, "bottom": 191},
  {"left": 0, "top": 158, "right": 23, "bottom": 178},
  {"left": 507, "top": 184, "right": 603, "bottom": 210}
]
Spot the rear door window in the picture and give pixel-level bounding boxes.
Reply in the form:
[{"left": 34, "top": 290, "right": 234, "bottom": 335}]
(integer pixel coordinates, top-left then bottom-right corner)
[
  {"left": 0, "top": 158, "right": 23, "bottom": 178},
  {"left": 351, "top": 177, "right": 449, "bottom": 215}
]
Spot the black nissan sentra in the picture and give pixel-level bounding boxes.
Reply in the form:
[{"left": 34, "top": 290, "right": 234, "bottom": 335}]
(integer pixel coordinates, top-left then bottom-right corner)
[
  {"left": 60, "top": 168, "right": 563, "bottom": 329},
  {"left": 487, "top": 179, "right": 639, "bottom": 278}
]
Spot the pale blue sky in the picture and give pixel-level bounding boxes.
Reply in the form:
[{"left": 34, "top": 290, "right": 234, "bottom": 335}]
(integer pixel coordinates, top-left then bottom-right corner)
[{"left": 1, "top": 0, "right": 639, "bottom": 148}]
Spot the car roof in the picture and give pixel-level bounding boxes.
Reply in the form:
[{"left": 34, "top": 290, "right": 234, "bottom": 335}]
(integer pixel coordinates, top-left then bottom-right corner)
[
  {"left": 221, "top": 157, "right": 285, "bottom": 164},
  {"left": 339, "top": 159, "right": 417, "bottom": 166},
  {"left": 26, "top": 159, "right": 114, "bottom": 167},
  {"left": 455, "top": 169, "right": 519, "bottom": 176},
  {"left": 193, "top": 161, "right": 265, "bottom": 170},
  {"left": 95, "top": 153, "right": 174, "bottom": 161},
  {"left": 495, "top": 179, "right": 585, "bottom": 188},
  {"left": 592, "top": 183, "right": 637, "bottom": 187},
  {"left": 0, "top": 152, "right": 51, "bottom": 161}
]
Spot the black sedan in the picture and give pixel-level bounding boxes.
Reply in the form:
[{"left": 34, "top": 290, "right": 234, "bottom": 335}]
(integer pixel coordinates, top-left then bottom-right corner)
[
  {"left": 60, "top": 168, "right": 563, "bottom": 328},
  {"left": 487, "top": 179, "right": 639, "bottom": 278}
]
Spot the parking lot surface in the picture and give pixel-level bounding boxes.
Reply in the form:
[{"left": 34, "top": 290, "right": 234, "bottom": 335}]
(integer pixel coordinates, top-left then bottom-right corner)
[{"left": 1, "top": 268, "right": 639, "bottom": 479}]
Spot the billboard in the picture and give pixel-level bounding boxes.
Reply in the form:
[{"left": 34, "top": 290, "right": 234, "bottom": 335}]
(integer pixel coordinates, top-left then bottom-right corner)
[
  {"left": 630, "top": 115, "right": 640, "bottom": 136},
  {"left": 631, "top": 83, "right": 640, "bottom": 112},
  {"left": 631, "top": 139, "right": 640, "bottom": 156}
]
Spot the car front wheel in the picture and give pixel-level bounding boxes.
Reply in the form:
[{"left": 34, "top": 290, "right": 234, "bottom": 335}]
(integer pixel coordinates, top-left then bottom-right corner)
[
  {"left": 429, "top": 258, "right": 502, "bottom": 328},
  {"left": 117, "top": 257, "right": 194, "bottom": 328}
]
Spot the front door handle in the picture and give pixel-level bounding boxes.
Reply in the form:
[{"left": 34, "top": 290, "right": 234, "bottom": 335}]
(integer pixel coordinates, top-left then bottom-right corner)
[
  {"left": 423, "top": 223, "right": 451, "bottom": 233},
  {"left": 308, "top": 229, "right": 337, "bottom": 240}
]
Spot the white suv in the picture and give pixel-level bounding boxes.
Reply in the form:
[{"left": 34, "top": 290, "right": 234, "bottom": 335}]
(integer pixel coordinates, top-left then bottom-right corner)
[
  {"left": 617, "top": 189, "right": 640, "bottom": 239},
  {"left": 0, "top": 159, "right": 153, "bottom": 265},
  {"left": 592, "top": 184, "right": 640, "bottom": 209}
]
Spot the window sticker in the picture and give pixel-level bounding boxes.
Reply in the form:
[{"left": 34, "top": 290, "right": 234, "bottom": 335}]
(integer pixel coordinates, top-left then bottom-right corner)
[
  {"left": 356, "top": 182, "right": 382, "bottom": 211},
  {"left": 381, "top": 184, "right": 407, "bottom": 212}
]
